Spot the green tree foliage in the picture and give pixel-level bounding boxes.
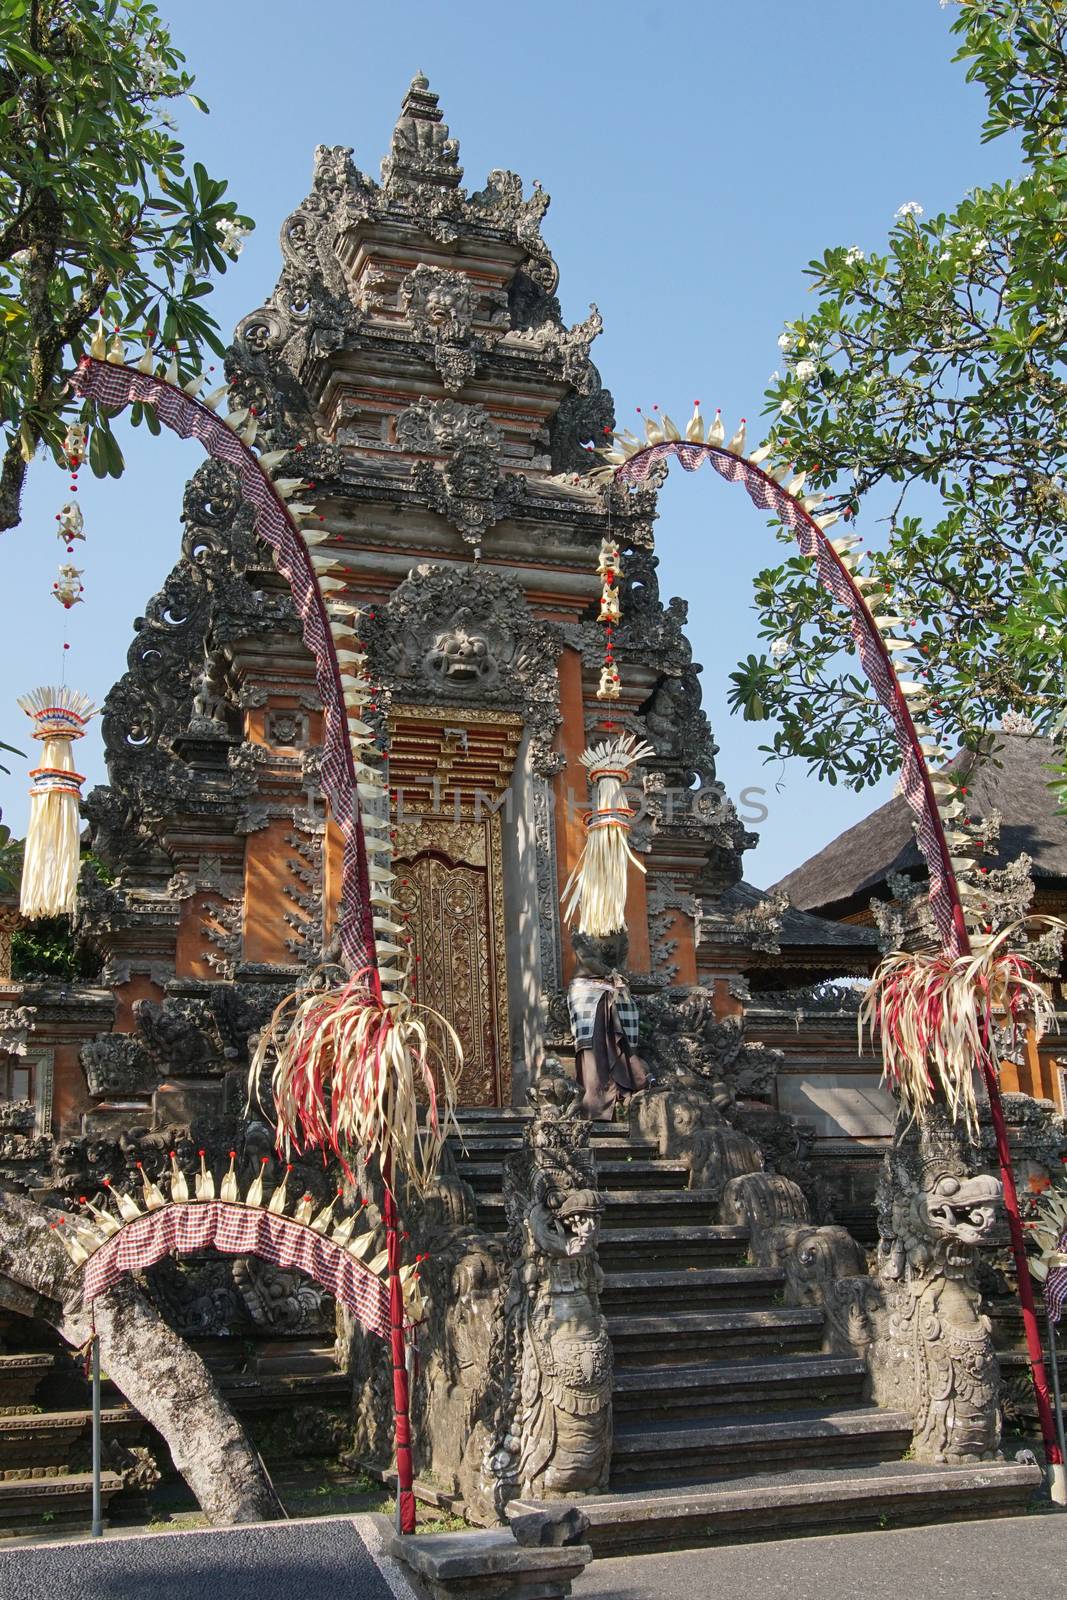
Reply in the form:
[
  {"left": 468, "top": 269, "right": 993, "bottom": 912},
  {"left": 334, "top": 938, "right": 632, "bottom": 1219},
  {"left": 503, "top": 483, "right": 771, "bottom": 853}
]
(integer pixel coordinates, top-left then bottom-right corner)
[
  {"left": 0, "top": 0, "right": 252, "bottom": 528},
  {"left": 731, "top": 1, "right": 1067, "bottom": 805}
]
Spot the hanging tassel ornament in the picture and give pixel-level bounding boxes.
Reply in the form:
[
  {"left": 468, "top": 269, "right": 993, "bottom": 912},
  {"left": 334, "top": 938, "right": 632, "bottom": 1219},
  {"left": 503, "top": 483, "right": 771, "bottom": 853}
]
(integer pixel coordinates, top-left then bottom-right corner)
[
  {"left": 563, "top": 733, "right": 654, "bottom": 937},
  {"left": 596, "top": 537, "right": 622, "bottom": 700},
  {"left": 16, "top": 686, "right": 96, "bottom": 919}
]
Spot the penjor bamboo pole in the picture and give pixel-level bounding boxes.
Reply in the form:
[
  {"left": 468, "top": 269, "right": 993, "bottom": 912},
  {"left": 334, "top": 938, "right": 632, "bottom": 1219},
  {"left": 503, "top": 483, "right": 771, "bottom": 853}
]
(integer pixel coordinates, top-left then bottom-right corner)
[
  {"left": 383, "top": 1155, "right": 416, "bottom": 1535},
  {"left": 980, "top": 1060, "right": 1065, "bottom": 1500}
]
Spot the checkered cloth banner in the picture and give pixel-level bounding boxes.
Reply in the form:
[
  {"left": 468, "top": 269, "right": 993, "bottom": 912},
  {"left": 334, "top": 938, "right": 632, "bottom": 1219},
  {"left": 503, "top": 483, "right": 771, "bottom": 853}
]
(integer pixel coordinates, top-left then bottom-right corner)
[
  {"left": 568, "top": 975, "right": 640, "bottom": 1050},
  {"left": 617, "top": 441, "right": 963, "bottom": 955},
  {"left": 69, "top": 359, "right": 375, "bottom": 977},
  {"left": 1045, "top": 1230, "right": 1067, "bottom": 1328},
  {"left": 81, "top": 1201, "right": 393, "bottom": 1338}
]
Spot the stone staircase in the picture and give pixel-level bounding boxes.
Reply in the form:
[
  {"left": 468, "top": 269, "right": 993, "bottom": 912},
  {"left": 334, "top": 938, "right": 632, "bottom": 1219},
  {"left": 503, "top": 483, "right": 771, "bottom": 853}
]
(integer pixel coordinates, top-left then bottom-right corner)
[
  {"left": 0, "top": 1306, "right": 347, "bottom": 1537},
  {"left": 452, "top": 1108, "right": 1042, "bottom": 1553},
  {"left": 0, "top": 1315, "right": 125, "bottom": 1537}
]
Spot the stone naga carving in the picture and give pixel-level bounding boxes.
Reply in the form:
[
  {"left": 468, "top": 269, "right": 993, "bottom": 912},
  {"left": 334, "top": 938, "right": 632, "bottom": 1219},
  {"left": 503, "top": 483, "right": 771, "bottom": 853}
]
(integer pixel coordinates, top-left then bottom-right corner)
[
  {"left": 869, "top": 1112, "right": 1003, "bottom": 1462},
  {"left": 468, "top": 1062, "right": 612, "bottom": 1521},
  {"left": 723, "top": 1171, "right": 877, "bottom": 1357}
]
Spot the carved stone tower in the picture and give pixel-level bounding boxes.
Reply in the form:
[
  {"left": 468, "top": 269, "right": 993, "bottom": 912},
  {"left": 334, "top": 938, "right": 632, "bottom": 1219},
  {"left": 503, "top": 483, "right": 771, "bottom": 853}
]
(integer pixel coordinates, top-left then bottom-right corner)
[{"left": 63, "top": 76, "right": 749, "bottom": 1125}]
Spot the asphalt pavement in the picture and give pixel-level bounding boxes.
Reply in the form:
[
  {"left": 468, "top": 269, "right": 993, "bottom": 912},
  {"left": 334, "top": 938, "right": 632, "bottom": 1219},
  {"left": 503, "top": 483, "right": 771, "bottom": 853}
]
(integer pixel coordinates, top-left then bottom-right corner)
[
  {"left": 0, "top": 1508, "right": 1062, "bottom": 1600},
  {"left": 0, "top": 1513, "right": 407, "bottom": 1600},
  {"left": 572, "top": 1513, "right": 1067, "bottom": 1600}
]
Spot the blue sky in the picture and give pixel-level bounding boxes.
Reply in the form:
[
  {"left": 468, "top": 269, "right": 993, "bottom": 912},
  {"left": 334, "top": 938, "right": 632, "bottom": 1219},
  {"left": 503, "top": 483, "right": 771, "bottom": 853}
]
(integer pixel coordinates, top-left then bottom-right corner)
[{"left": 0, "top": 0, "right": 1018, "bottom": 887}]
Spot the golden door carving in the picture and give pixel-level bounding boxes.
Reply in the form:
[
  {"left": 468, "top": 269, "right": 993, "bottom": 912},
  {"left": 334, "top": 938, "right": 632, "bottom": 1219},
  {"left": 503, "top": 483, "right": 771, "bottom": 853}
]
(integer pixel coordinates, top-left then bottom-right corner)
[{"left": 394, "top": 816, "right": 510, "bottom": 1107}]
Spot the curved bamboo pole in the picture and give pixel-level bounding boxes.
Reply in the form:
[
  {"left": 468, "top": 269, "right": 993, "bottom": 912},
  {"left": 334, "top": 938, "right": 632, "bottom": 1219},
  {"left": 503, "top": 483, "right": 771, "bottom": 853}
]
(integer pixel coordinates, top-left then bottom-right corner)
[
  {"left": 66, "top": 353, "right": 419, "bottom": 1526},
  {"left": 607, "top": 430, "right": 1062, "bottom": 1486}
]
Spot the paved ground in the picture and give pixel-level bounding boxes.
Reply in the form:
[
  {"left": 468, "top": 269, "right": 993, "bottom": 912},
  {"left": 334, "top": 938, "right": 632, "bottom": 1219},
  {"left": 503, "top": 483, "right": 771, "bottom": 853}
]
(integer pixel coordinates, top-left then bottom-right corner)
[
  {"left": 0, "top": 1513, "right": 410, "bottom": 1600},
  {"left": 0, "top": 1509, "right": 1061, "bottom": 1600},
  {"left": 572, "top": 1513, "right": 1066, "bottom": 1600}
]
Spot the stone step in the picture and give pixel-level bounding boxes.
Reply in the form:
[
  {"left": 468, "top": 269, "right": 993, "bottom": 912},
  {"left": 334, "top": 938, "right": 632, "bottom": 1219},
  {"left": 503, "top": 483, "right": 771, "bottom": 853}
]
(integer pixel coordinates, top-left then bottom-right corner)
[
  {"left": 597, "top": 1226, "right": 749, "bottom": 1272},
  {"left": 0, "top": 1407, "right": 141, "bottom": 1473},
  {"left": 0, "top": 1353, "right": 55, "bottom": 1411},
  {"left": 509, "top": 1461, "right": 1043, "bottom": 1554},
  {"left": 607, "top": 1306, "right": 825, "bottom": 1365},
  {"left": 0, "top": 1470, "right": 125, "bottom": 1538},
  {"left": 610, "top": 1407, "right": 913, "bottom": 1488},
  {"left": 451, "top": 1133, "right": 649, "bottom": 1161},
  {"left": 612, "top": 1355, "right": 868, "bottom": 1423},
  {"left": 452, "top": 1113, "right": 623, "bottom": 1137},
  {"left": 461, "top": 1159, "right": 689, "bottom": 1194},
  {"left": 478, "top": 1189, "right": 720, "bottom": 1230},
  {"left": 600, "top": 1266, "right": 784, "bottom": 1314}
]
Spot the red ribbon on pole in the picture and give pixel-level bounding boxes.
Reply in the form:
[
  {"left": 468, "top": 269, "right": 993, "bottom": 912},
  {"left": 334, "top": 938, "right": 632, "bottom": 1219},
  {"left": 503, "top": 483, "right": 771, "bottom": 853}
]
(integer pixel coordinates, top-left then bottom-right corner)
[{"left": 383, "top": 1156, "right": 416, "bottom": 1534}]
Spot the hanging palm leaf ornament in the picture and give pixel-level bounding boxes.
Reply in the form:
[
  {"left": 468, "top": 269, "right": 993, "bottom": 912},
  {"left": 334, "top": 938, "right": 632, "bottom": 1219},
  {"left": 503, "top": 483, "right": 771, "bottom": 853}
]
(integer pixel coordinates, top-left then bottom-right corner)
[
  {"left": 590, "top": 404, "right": 1066, "bottom": 1489},
  {"left": 67, "top": 334, "right": 463, "bottom": 1533}
]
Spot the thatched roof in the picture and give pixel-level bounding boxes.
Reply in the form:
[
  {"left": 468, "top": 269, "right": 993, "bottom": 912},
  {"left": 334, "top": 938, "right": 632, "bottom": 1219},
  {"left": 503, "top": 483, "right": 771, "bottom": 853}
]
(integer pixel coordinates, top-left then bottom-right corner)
[
  {"left": 721, "top": 881, "right": 878, "bottom": 950},
  {"left": 772, "top": 733, "right": 1067, "bottom": 917}
]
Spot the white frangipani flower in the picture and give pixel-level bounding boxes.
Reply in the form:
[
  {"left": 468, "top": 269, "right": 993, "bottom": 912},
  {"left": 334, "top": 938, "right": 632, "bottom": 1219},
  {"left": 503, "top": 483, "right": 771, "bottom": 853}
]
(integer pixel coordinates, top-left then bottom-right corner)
[
  {"left": 216, "top": 217, "right": 250, "bottom": 259},
  {"left": 777, "top": 332, "right": 795, "bottom": 352},
  {"left": 844, "top": 246, "right": 864, "bottom": 264},
  {"left": 770, "top": 637, "right": 790, "bottom": 660},
  {"left": 895, "top": 201, "right": 923, "bottom": 219},
  {"left": 779, "top": 398, "right": 796, "bottom": 417},
  {"left": 794, "top": 359, "right": 817, "bottom": 383}
]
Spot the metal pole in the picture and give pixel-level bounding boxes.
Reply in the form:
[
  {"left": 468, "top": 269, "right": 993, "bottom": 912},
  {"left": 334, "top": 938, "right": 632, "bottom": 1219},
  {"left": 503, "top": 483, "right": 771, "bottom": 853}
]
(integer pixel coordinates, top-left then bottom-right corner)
[
  {"left": 91, "top": 1335, "right": 103, "bottom": 1538},
  {"left": 1049, "top": 1316, "right": 1067, "bottom": 1505}
]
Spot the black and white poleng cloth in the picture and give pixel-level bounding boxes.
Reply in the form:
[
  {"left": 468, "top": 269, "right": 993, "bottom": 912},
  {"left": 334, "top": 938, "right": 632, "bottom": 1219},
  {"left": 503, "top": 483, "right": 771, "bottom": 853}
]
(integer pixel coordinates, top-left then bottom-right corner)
[{"left": 1044, "top": 1231, "right": 1067, "bottom": 1327}]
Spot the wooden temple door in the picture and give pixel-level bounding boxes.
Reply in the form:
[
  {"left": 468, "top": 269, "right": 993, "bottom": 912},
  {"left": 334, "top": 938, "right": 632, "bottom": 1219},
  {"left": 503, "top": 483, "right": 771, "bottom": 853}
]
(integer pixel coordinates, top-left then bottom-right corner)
[
  {"left": 393, "top": 823, "right": 509, "bottom": 1105},
  {"left": 387, "top": 709, "right": 520, "bottom": 1108}
]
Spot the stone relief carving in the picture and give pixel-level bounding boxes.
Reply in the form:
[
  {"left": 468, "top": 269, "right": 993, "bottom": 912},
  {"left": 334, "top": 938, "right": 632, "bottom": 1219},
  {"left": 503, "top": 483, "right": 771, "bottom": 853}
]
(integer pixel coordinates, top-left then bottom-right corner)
[
  {"left": 363, "top": 564, "right": 563, "bottom": 768},
  {"left": 398, "top": 263, "right": 485, "bottom": 391},
  {"left": 396, "top": 397, "right": 503, "bottom": 456},
  {"left": 80, "top": 1034, "right": 158, "bottom": 1099},
  {"left": 870, "top": 1112, "right": 1003, "bottom": 1462},
  {"left": 412, "top": 445, "right": 526, "bottom": 550},
  {"left": 481, "top": 1062, "right": 612, "bottom": 1514},
  {"left": 0, "top": 1004, "right": 35, "bottom": 1058}
]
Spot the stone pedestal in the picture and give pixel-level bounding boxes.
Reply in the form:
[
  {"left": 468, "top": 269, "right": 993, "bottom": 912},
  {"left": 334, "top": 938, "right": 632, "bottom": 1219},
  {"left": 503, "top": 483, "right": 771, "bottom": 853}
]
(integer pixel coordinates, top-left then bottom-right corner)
[{"left": 380, "top": 1517, "right": 593, "bottom": 1600}]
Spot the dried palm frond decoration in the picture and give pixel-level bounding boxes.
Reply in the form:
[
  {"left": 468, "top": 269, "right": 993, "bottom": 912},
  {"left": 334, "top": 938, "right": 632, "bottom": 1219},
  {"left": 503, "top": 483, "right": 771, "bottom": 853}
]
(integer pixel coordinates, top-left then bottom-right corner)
[
  {"left": 250, "top": 970, "right": 460, "bottom": 1197},
  {"left": 16, "top": 685, "right": 96, "bottom": 919},
  {"left": 563, "top": 734, "right": 654, "bottom": 937},
  {"left": 859, "top": 919, "right": 1062, "bottom": 1138}
]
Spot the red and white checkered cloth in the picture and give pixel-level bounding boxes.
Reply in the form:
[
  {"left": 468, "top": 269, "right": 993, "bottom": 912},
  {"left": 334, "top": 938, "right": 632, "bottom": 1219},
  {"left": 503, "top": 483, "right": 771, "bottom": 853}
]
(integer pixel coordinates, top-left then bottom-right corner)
[
  {"left": 69, "top": 358, "right": 376, "bottom": 977},
  {"left": 618, "top": 441, "right": 963, "bottom": 954},
  {"left": 82, "top": 1201, "right": 393, "bottom": 1338}
]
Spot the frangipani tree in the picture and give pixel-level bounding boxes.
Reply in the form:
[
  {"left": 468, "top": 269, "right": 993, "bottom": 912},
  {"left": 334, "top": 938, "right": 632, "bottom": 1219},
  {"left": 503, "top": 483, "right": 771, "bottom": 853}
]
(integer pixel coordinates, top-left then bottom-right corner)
[
  {"left": 0, "top": 0, "right": 252, "bottom": 529},
  {"left": 729, "top": 0, "right": 1067, "bottom": 810}
]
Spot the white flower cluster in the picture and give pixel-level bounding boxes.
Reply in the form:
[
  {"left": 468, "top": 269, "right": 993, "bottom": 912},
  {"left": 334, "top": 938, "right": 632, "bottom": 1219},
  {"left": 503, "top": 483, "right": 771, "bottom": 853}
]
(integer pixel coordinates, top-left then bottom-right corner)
[
  {"left": 140, "top": 47, "right": 167, "bottom": 97},
  {"left": 895, "top": 201, "right": 924, "bottom": 219},
  {"left": 1000, "top": 709, "right": 1037, "bottom": 736},
  {"left": 844, "top": 246, "right": 864, "bottom": 265},
  {"left": 770, "top": 637, "right": 791, "bottom": 660},
  {"left": 216, "top": 218, "right": 250, "bottom": 259},
  {"left": 794, "top": 359, "right": 817, "bottom": 383}
]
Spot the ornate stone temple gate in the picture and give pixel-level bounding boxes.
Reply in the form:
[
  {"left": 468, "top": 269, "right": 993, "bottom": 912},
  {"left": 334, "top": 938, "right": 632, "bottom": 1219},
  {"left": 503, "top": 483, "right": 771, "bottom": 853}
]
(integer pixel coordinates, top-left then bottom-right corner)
[{"left": 0, "top": 72, "right": 1059, "bottom": 1542}]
